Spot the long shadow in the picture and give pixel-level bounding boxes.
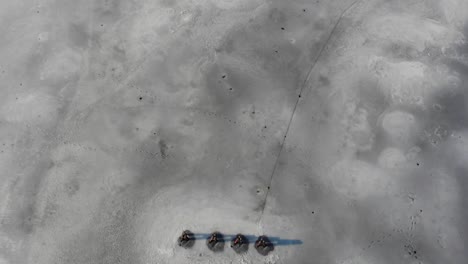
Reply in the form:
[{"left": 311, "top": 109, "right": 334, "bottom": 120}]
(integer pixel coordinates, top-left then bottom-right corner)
[{"left": 191, "top": 233, "right": 303, "bottom": 246}]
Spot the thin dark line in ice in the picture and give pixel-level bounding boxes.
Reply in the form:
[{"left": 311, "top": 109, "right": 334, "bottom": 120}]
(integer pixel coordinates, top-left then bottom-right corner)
[{"left": 256, "top": 0, "right": 361, "bottom": 224}]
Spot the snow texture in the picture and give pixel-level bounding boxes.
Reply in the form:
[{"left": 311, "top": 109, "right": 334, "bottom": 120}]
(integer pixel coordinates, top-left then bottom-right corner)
[{"left": 1, "top": 0, "right": 468, "bottom": 263}]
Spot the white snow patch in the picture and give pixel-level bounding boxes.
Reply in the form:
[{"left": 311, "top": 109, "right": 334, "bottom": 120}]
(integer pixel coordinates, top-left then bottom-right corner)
[
  {"left": 446, "top": 130, "right": 468, "bottom": 168},
  {"left": 438, "top": 0, "right": 468, "bottom": 26},
  {"left": 0, "top": 256, "right": 9, "bottom": 264},
  {"left": 380, "top": 110, "right": 418, "bottom": 144},
  {"left": 338, "top": 254, "right": 375, "bottom": 264},
  {"left": 134, "top": 183, "right": 260, "bottom": 263},
  {"left": 37, "top": 32, "right": 49, "bottom": 42},
  {"left": 378, "top": 148, "right": 407, "bottom": 168},
  {"left": 209, "top": 0, "right": 263, "bottom": 10},
  {"left": 370, "top": 58, "right": 428, "bottom": 106},
  {"left": 328, "top": 159, "right": 391, "bottom": 199},
  {"left": 1, "top": 93, "right": 60, "bottom": 124},
  {"left": 341, "top": 102, "right": 375, "bottom": 151},
  {"left": 366, "top": 13, "right": 461, "bottom": 52},
  {"left": 40, "top": 48, "right": 82, "bottom": 81}
]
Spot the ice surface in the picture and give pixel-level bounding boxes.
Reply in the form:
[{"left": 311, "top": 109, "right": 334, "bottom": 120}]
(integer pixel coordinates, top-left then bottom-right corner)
[{"left": 0, "top": 0, "right": 468, "bottom": 263}]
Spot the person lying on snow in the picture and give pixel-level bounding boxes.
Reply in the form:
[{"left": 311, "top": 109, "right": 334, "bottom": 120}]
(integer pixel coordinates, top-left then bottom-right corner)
[
  {"left": 178, "top": 230, "right": 195, "bottom": 248},
  {"left": 208, "top": 232, "right": 219, "bottom": 244},
  {"left": 231, "top": 234, "right": 244, "bottom": 247}
]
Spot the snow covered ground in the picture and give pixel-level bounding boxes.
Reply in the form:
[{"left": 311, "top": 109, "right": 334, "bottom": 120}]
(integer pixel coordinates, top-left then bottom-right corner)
[{"left": 1, "top": 0, "right": 468, "bottom": 263}]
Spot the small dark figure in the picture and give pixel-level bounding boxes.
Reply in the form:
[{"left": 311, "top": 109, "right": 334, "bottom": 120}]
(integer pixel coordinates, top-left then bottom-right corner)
[
  {"left": 206, "top": 232, "right": 225, "bottom": 252},
  {"left": 178, "top": 230, "right": 194, "bottom": 248},
  {"left": 254, "top": 235, "right": 274, "bottom": 256},
  {"left": 232, "top": 235, "right": 242, "bottom": 246},
  {"left": 231, "top": 234, "right": 249, "bottom": 254},
  {"left": 208, "top": 233, "right": 218, "bottom": 243}
]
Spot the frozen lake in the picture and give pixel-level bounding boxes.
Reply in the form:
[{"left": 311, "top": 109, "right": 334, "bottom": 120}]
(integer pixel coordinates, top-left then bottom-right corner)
[{"left": 0, "top": 0, "right": 467, "bottom": 263}]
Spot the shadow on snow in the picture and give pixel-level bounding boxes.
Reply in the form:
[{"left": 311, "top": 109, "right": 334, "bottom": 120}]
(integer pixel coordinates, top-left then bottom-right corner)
[{"left": 191, "top": 233, "right": 303, "bottom": 246}]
